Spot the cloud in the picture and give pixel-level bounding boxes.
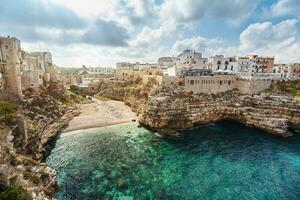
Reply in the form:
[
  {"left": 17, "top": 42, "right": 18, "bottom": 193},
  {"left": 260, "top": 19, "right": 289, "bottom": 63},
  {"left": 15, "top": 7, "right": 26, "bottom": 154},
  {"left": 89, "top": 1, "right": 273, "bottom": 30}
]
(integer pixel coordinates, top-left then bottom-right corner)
[
  {"left": 82, "top": 19, "right": 129, "bottom": 46},
  {"left": 122, "top": 0, "right": 159, "bottom": 25},
  {"left": 160, "top": 0, "right": 261, "bottom": 25},
  {"left": 267, "top": 0, "right": 300, "bottom": 18},
  {"left": 239, "top": 19, "right": 298, "bottom": 51},
  {"left": 238, "top": 19, "right": 300, "bottom": 63},
  {"left": 171, "top": 19, "right": 300, "bottom": 63},
  {"left": 0, "top": 0, "right": 86, "bottom": 29},
  {"left": 172, "top": 36, "right": 223, "bottom": 55}
]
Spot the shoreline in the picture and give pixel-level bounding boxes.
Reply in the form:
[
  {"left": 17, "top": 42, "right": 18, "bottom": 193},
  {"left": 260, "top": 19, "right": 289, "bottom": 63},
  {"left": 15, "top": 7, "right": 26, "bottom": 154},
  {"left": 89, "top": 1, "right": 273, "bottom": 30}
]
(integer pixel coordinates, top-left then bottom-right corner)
[
  {"left": 62, "top": 99, "right": 137, "bottom": 133},
  {"left": 62, "top": 119, "right": 135, "bottom": 133}
]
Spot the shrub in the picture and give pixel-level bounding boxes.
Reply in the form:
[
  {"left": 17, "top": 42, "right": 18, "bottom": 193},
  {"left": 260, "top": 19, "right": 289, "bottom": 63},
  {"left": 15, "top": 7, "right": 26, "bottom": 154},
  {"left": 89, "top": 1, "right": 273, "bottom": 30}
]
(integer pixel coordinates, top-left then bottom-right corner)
[
  {"left": 0, "top": 185, "right": 30, "bottom": 200},
  {"left": 0, "top": 100, "right": 18, "bottom": 124}
]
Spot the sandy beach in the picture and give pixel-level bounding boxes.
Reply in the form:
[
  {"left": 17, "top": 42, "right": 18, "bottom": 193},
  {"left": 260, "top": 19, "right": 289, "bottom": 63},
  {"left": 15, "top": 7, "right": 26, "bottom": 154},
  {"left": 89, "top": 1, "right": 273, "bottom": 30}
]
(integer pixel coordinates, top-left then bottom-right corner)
[{"left": 63, "top": 99, "right": 137, "bottom": 132}]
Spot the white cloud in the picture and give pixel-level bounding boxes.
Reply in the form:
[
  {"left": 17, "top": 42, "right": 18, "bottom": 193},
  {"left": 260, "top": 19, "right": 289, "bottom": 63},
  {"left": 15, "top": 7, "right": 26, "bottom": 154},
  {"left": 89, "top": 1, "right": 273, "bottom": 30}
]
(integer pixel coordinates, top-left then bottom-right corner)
[
  {"left": 239, "top": 19, "right": 298, "bottom": 51},
  {"left": 267, "top": 0, "right": 300, "bottom": 18},
  {"left": 160, "top": 0, "right": 261, "bottom": 25},
  {"left": 172, "top": 36, "right": 223, "bottom": 56},
  {"left": 238, "top": 19, "right": 300, "bottom": 63},
  {"left": 172, "top": 19, "right": 300, "bottom": 63},
  {"left": 3, "top": 0, "right": 300, "bottom": 67}
]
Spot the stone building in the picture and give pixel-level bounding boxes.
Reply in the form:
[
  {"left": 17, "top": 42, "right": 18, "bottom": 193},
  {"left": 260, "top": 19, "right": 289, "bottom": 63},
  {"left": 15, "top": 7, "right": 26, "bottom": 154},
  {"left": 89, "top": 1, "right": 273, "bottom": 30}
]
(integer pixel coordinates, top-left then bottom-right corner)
[
  {"left": 0, "top": 36, "right": 62, "bottom": 99},
  {"left": 116, "top": 62, "right": 136, "bottom": 81},
  {"left": 175, "top": 49, "right": 208, "bottom": 69},
  {"left": 116, "top": 62, "right": 162, "bottom": 81},
  {"left": 158, "top": 57, "right": 177, "bottom": 69},
  {"left": 183, "top": 69, "right": 237, "bottom": 94},
  {"left": 288, "top": 63, "right": 300, "bottom": 80},
  {"left": 176, "top": 68, "right": 274, "bottom": 94},
  {"left": 0, "top": 36, "right": 23, "bottom": 99}
]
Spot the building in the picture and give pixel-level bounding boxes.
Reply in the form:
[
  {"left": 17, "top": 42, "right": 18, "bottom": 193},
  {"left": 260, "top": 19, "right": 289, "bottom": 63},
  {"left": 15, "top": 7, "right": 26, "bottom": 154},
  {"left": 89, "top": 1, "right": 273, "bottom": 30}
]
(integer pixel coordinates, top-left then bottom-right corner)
[
  {"left": 0, "top": 36, "right": 62, "bottom": 99},
  {"left": 0, "top": 36, "right": 23, "bottom": 99},
  {"left": 116, "top": 62, "right": 136, "bottom": 81},
  {"left": 287, "top": 63, "right": 300, "bottom": 79},
  {"left": 235, "top": 57, "right": 257, "bottom": 78},
  {"left": 272, "top": 63, "right": 300, "bottom": 80},
  {"left": 158, "top": 57, "right": 178, "bottom": 68},
  {"left": 247, "top": 55, "right": 275, "bottom": 73},
  {"left": 183, "top": 69, "right": 236, "bottom": 94},
  {"left": 273, "top": 64, "right": 289, "bottom": 79},
  {"left": 116, "top": 62, "right": 162, "bottom": 81},
  {"left": 175, "top": 49, "right": 208, "bottom": 69}
]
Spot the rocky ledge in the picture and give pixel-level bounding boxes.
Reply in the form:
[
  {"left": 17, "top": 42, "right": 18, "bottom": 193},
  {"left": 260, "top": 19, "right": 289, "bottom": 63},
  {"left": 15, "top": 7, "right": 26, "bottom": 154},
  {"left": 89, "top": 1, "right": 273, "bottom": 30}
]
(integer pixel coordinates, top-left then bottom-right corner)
[
  {"left": 1, "top": 86, "right": 83, "bottom": 199},
  {"left": 139, "top": 86, "right": 300, "bottom": 137}
]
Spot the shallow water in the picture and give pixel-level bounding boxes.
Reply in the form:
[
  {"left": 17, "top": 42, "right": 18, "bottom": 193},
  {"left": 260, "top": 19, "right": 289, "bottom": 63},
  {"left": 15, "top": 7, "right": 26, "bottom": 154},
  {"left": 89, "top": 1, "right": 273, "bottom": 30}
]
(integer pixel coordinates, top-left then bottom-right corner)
[{"left": 46, "top": 121, "right": 300, "bottom": 200}]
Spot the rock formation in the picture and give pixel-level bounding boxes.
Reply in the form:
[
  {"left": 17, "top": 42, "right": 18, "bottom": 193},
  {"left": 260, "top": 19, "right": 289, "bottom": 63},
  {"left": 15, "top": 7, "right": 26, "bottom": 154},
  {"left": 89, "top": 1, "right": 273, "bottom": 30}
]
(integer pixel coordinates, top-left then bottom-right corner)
[
  {"left": 139, "top": 86, "right": 300, "bottom": 137},
  {"left": 0, "top": 85, "right": 81, "bottom": 200}
]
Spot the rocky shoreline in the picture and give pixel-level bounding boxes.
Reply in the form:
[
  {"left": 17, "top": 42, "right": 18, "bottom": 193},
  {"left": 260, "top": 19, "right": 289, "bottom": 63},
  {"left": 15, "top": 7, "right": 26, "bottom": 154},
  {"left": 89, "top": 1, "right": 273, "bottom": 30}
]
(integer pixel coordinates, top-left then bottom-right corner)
[
  {"left": 0, "top": 86, "right": 84, "bottom": 200},
  {"left": 138, "top": 86, "right": 300, "bottom": 138},
  {"left": 0, "top": 108, "right": 79, "bottom": 200},
  {"left": 95, "top": 81, "right": 300, "bottom": 138}
]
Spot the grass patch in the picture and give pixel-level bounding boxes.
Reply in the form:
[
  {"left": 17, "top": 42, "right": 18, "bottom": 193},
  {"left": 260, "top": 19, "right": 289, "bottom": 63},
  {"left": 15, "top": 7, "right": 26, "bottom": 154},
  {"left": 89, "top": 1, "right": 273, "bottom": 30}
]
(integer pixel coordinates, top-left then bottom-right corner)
[
  {"left": 0, "top": 100, "right": 18, "bottom": 124},
  {"left": 0, "top": 185, "right": 30, "bottom": 200},
  {"left": 94, "top": 95, "right": 110, "bottom": 101}
]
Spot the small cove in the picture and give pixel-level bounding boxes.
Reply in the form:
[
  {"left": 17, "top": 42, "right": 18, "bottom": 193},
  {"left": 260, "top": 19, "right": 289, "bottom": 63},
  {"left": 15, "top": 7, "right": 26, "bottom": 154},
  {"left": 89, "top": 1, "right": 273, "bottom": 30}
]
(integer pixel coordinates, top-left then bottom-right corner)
[{"left": 46, "top": 121, "right": 300, "bottom": 200}]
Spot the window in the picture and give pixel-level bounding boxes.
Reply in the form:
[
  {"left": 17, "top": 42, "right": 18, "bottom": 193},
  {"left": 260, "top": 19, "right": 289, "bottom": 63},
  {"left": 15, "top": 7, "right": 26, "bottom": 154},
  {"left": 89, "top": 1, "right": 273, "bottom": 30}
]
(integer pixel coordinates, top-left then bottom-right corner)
[
  {"left": 220, "top": 81, "right": 223, "bottom": 85},
  {"left": 228, "top": 81, "right": 231, "bottom": 85},
  {"left": 191, "top": 80, "right": 194, "bottom": 85}
]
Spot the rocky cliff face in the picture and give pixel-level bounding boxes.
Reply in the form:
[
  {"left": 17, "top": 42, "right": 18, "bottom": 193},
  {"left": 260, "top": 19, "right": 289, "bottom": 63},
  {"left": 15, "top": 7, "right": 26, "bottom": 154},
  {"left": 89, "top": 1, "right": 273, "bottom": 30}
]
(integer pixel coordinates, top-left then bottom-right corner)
[
  {"left": 97, "top": 81, "right": 152, "bottom": 113},
  {"left": 0, "top": 86, "right": 81, "bottom": 200},
  {"left": 139, "top": 86, "right": 300, "bottom": 137}
]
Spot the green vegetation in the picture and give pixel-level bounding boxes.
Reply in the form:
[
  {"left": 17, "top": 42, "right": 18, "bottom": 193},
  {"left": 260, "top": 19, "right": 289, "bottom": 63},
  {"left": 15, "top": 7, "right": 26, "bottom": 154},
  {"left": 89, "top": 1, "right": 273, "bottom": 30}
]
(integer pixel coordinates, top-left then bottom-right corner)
[
  {"left": 94, "top": 95, "right": 110, "bottom": 101},
  {"left": 290, "top": 82, "right": 300, "bottom": 97},
  {"left": 0, "top": 186, "right": 30, "bottom": 200},
  {"left": 23, "top": 172, "right": 40, "bottom": 185},
  {"left": 275, "top": 81, "right": 300, "bottom": 102},
  {"left": 0, "top": 100, "right": 18, "bottom": 124}
]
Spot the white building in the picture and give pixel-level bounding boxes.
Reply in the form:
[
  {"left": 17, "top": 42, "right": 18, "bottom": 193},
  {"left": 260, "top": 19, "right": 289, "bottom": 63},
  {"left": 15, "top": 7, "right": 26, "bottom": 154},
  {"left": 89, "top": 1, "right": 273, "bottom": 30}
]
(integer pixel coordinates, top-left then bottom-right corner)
[
  {"left": 158, "top": 57, "right": 178, "bottom": 69},
  {"left": 175, "top": 49, "right": 208, "bottom": 69},
  {"left": 235, "top": 57, "right": 257, "bottom": 78}
]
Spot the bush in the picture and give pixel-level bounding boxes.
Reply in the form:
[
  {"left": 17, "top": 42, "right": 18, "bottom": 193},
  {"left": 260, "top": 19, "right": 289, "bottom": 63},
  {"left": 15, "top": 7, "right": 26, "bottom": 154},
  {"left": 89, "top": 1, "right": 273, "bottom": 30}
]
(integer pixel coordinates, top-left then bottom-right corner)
[
  {"left": 0, "top": 186, "right": 30, "bottom": 200},
  {"left": 0, "top": 100, "right": 18, "bottom": 124}
]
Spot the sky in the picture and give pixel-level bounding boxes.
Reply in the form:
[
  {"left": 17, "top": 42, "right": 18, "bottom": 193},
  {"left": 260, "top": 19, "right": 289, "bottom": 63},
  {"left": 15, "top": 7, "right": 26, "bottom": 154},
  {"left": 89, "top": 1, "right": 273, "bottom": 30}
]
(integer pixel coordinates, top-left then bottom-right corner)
[{"left": 1, "top": 0, "right": 300, "bottom": 67}]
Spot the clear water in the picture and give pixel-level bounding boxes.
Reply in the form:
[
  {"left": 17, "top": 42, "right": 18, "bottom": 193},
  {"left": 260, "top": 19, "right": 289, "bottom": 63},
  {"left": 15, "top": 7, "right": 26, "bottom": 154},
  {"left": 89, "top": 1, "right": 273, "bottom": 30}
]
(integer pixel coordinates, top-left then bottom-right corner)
[{"left": 46, "top": 121, "right": 300, "bottom": 200}]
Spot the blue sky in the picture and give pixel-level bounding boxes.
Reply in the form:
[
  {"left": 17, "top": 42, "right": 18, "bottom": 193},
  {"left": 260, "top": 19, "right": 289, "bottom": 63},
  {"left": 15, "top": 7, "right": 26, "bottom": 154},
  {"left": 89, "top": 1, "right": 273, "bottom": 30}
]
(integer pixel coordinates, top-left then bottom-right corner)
[{"left": 0, "top": 0, "right": 300, "bottom": 67}]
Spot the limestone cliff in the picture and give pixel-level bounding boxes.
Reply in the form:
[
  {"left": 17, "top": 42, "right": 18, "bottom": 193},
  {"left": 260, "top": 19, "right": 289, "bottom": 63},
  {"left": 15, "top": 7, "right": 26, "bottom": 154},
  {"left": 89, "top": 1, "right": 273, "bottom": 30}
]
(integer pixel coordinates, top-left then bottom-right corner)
[
  {"left": 0, "top": 85, "right": 81, "bottom": 200},
  {"left": 97, "top": 80, "right": 153, "bottom": 113},
  {"left": 139, "top": 86, "right": 300, "bottom": 137}
]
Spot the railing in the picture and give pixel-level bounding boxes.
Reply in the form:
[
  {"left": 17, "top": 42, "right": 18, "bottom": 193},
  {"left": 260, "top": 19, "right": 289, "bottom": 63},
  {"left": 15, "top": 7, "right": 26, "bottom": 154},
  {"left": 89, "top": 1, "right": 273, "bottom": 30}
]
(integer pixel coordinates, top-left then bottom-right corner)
[{"left": 252, "top": 73, "right": 282, "bottom": 77}]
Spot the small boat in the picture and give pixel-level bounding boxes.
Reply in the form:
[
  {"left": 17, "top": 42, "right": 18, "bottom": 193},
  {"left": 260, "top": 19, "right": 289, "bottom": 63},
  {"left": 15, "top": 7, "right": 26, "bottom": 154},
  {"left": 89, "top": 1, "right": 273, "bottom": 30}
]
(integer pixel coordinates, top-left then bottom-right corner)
[{"left": 154, "top": 132, "right": 163, "bottom": 138}]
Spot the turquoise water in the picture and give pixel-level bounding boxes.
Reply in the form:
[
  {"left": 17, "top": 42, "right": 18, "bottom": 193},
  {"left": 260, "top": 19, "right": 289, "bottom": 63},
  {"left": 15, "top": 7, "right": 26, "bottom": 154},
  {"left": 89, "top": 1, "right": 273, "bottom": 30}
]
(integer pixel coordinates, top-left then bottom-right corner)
[{"left": 46, "top": 121, "right": 300, "bottom": 200}]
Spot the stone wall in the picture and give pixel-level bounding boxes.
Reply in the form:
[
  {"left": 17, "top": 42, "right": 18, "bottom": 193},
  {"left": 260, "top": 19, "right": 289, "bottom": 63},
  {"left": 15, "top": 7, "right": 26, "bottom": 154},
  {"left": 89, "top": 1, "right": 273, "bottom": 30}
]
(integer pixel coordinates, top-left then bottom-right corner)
[
  {"left": 184, "top": 74, "right": 236, "bottom": 94},
  {"left": 236, "top": 79, "right": 272, "bottom": 94}
]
